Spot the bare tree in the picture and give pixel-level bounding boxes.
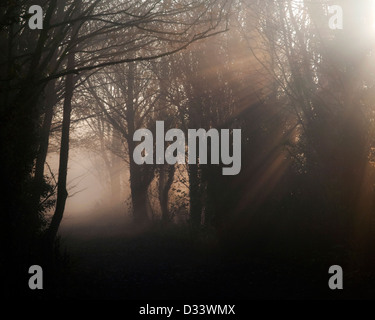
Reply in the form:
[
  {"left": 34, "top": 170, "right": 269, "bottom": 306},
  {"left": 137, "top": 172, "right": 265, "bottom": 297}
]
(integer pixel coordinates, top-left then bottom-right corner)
[{"left": 1, "top": 0, "right": 231, "bottom": 243}]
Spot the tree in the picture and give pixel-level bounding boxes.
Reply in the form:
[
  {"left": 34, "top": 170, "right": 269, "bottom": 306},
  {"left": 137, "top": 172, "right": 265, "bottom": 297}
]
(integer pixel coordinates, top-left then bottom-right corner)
[{"left": 1, "top": 0, "right": 231, "bottom": 250}]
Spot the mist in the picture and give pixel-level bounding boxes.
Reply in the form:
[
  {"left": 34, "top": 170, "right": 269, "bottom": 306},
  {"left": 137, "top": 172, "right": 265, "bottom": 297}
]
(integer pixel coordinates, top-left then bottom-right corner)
[
  {"left": 47, "top": 148, "right": 132, "bottom": 239},
  {"left": 3, "top": 0, "right": 375, "bottom": 301}
]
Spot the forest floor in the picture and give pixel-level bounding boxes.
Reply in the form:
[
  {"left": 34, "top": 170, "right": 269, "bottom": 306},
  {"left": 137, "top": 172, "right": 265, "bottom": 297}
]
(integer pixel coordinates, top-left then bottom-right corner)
[{"left": 46, "top": 209, "right": 375, "bottom": 300}]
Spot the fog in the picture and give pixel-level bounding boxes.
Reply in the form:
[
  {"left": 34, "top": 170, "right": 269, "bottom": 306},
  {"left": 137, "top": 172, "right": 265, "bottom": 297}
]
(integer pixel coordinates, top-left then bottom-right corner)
[
  {"left": 47, "top": 148, "right": 132, "bottom": 239},
  {"left": 5, "top": 0, "right": 375, "bottom": 300}
]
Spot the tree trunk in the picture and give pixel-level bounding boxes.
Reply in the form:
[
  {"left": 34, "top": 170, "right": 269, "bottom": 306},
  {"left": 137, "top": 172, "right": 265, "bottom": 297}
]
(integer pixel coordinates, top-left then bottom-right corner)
[
  {"left": 125, "top": 61, "right": 152, "bottom": 225},
  {"left": 32, "top": 81, "right": 57, "bottom": 211},
  {"left": 159, "top": 167, "right": 167, "bottom": 221},
  {"left": 110, "top": 130, "right": 122, "bottom": 203},
  {"left": 159, "top": 165, "right": 175, "bottom": 223},
  {"left": 188, "top": 164, "right": 202, "bottom": 228},
  {"left": 45, "top": 52, "right": 75, "bottom": 244},
  {"left": 128, "top": 151, "right": 150, "bottom": 225}
]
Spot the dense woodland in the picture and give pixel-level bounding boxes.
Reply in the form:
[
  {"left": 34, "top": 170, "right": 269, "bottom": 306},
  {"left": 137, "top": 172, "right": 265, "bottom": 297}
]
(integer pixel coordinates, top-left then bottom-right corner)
[{"left": 2, "top": 0, "right": 375, "bottom": 299}]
